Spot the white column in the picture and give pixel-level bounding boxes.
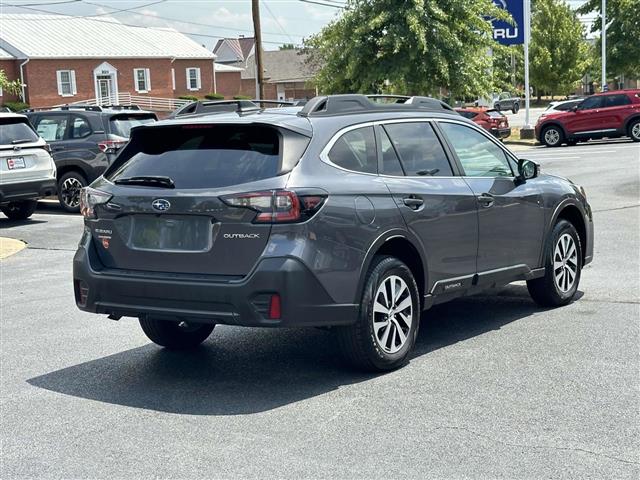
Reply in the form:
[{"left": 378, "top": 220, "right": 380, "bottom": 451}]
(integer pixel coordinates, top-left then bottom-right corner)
[
  {"left": 601, "top": 0, "right": 607, "bottom": 91},
  {"left": 523, "top": 0, "right": 531, "bottom": 129}
]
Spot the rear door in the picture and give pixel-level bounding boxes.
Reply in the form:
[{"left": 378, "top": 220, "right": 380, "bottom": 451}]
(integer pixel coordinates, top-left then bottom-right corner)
[
  {"left": 437, "top": 121, "right": 545, "bottom": 274},
  {"left": 91, "top": 123, "right": 308, "bottom": 277},
  {"left": 600, "top": 93, "right": 633, "bottom": 133},
  {"left": 379, "top": 121, "right": 479, "bottom": 292}
]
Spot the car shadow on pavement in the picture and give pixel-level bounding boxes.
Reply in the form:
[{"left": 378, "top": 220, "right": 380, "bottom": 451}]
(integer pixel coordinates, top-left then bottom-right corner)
[{"left": 27, "top": 284, "right": 572, "bottom": 416}]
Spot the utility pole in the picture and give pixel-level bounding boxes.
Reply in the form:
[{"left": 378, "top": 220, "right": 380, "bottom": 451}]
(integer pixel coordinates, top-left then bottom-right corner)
[
  {"left": 601, "top": 0, "right": 607, "bottom": 91},
  {"left": 251, "top": 0, "right": 265, "bottom": 100}
]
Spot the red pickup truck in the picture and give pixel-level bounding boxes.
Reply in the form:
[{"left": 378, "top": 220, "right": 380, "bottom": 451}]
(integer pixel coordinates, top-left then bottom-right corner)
[{"left": 536, "top": 90, "right": 640, "bottom": 147}]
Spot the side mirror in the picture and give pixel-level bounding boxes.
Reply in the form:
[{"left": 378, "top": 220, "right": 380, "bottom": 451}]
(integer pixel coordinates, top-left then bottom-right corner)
[
  {"left": 518, "top": 159, "right": 539, "bottom": 181},
  {"left": 571, "top": 105, "right": 579, "bottom": 112}
]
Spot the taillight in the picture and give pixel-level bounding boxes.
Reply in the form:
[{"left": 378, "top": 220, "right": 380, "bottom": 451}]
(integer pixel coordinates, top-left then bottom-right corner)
[
  {"left": 98, "top": 140, "right": 127, "bottom": 154},
  {"left": 221, "top": 189, "right": 326, "bottom": 224},
  {"left": 80, "top": 187, "right": 112, "bottom": 219}
]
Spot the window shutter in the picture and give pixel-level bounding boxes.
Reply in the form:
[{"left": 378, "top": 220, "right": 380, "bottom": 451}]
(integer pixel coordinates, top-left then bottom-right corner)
[
  {"left": 196, "top": 68, "right": 201, "bottom": 90},
  {"left": 70, "top": 70, "right": 77, "bottom": 95},
  {"left": 133, "top": 69, "right": 139, "bottom": 92},
  {"left": 146, "top": 68, "right": 151, "bottom": 91},
  {"left": 186, "top": 69, "right": 191, "bottom": 90},
  {"left": 171, "top": 68, "right": 175, "bottom": 90},
  {"left": 56, "top": 70, "right": 63, "bottom": 96}
]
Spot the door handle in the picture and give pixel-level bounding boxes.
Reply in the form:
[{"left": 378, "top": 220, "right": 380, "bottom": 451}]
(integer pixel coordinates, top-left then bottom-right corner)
[
  {"left": 403, "top": 196, "right": 424, "bottom": 209},
  {"left": 477, "top": 194, "right": 494, "bottom": 207}
]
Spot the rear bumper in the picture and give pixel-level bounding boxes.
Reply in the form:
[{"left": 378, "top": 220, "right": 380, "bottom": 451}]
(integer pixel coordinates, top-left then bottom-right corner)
[
  {"left": 491, "top": 127, "right": 511, "bottom": 139},
  {"left": 0, "top": 178, "right": 56, "bottom": 204},
  {"left": 73, "top": 236, "right": 359, "bottom": 328}
]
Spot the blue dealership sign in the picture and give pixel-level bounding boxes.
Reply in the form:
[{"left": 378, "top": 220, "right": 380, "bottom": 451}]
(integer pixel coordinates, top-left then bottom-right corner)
[{"left": 491, "top": 0, "right": 524, "bottom": 45}]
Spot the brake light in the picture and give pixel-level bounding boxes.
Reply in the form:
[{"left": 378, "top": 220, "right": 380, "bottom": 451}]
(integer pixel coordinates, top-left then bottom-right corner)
[
  {"left": 98, "top": 140, "right": 127, "bottom": 154},
  {"left": 221, "top": 189, "right": 326, "bottom": 224},
  {"left": 80, "top": 187, "right": 112, "bottom": 219}
]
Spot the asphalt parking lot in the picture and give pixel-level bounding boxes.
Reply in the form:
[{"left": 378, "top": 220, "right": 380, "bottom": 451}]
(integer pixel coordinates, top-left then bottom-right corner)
[{"left": 1, "top": 140, "right": 639, "bottom": 479}]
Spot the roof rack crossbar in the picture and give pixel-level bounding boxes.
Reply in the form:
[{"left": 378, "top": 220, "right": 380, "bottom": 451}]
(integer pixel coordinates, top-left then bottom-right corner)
[
  {"left": 59, "top": 105, "right": 103, "bottom": 112},
  {"left": 100, "top": 105, "right": 142, "bottom": 110},
  {"left": 298, "top": 94, "right": 455, "bottom": 117}
]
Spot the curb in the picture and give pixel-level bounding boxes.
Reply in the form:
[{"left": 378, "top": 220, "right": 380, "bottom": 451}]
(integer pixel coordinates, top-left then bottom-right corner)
[{"left": 0, "top": 237, "right": 26, "bottom": 260}]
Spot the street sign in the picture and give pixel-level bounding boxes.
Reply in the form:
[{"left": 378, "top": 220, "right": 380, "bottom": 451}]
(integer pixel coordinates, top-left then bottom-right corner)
[{"left": 491, "top": 0, "right": 524, "bottom": 45}]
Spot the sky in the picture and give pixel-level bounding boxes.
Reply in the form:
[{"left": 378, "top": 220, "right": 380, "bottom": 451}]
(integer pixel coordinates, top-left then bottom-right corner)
[{"left": 0, "top": 0, "right": 598, "bottom": 51}]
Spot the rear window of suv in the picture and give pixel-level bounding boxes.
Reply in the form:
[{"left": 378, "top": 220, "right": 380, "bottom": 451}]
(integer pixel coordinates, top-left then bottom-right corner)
[
  {"left": 108, "top": 124, "right": 307, "bottom": 189},
  {"left": 109, "top": 114, "right": 156, "bottom": 138},
  {"left": 0, "top": 118, "right": 39, "bottom": 145}
]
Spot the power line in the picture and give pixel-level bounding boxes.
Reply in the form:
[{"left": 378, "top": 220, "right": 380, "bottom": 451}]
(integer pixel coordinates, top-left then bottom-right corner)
[
  {"left": 263, "top": 0, "right": 296, "bottom": 45},
  {"left": 81, "top": 0, "right": 306, "bottom": 39},
  {"left": 2, "top": 0, "right": 168, "bottom": 19},
  {"left": 298, "top": 0, "right": 346, "bottom": 9},
  {"left": 3, "top": 0, "right": 80, "bottom": 5}
]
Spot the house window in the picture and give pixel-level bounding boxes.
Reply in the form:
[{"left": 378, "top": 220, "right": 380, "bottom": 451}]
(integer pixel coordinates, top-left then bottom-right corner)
[
  {"left": 186, "top": 67, "right": 201, "bottom": 91},
  {"left": 133, "top": 68, "right": 150, "bottom": 93},
  {"left": 56, "top": 70, "right": 76, "bottom": 97}
]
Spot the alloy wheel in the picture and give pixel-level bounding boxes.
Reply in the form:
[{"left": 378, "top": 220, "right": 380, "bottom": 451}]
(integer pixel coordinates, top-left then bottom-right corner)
[
  {"left": 544, "top": 128, "right": 560, "bottom": 146},
  {"left": 372, "top": 275, "right": 413, "bottom": 354},
  {"left": 632, "top": 122, "right": 640, "bottom": 140},
  {"left": 61, "top": 177, "right": 83, "bottom": 208},
  {"left": 554, "top": 233, "right": 578, "bottom": 293}
]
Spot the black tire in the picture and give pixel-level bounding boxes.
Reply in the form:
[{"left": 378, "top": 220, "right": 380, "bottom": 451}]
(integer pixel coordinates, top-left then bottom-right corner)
[
  {"left": 1, "top": 200, "right": 38, "bottom": 220},
  {"left": 527, "top": 219, "right": 582, "bottom": 307},
  {"left": 57, "top": 171, "right": 87, "bottom": 213},
  {"left": 541, "top": 125, "right": 564, "bottom": 147},
  {"left": 336, "top": 255, "right": 420, "bottom": 371},
  {"left": 628, "top": 118, "right": 640, "bottom": 142},
  {"left": 139, "top": 317, "right": 214, "bottom": 349},
  {"left": 512, "top": 102, "right": 520, "bottom": 114}
]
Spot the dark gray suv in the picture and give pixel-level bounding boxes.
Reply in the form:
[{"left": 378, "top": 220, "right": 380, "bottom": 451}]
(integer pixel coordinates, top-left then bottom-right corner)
[{"left": 73, "top": 95, "right": 594, "bottom": 371}]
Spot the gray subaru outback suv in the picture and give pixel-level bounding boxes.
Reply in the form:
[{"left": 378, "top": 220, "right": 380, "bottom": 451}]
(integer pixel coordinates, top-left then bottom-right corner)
[{"left": 73, "top": 95, "right": 593, "bottom": 371}]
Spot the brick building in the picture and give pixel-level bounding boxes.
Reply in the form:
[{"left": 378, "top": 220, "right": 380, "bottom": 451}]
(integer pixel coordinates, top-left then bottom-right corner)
[
  {"left": 213, "top": 38, "right": 318, "bottom": 101},
  {"left": 0, "top": 14, "right": 227, "bottom": 108}
]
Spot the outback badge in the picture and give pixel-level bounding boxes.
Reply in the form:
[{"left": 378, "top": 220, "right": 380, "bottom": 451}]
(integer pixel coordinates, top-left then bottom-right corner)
[{"left": 152, "top": 199, "right": 171, "bottom": 212}]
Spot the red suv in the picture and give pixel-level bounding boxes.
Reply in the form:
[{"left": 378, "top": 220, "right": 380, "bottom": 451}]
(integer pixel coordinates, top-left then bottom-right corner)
[
  {"left": 455, "top": 108, "right": 511, "bottom": 139},
  {"left": 536, "top": 90, "right": 640, "bottom": 147}
]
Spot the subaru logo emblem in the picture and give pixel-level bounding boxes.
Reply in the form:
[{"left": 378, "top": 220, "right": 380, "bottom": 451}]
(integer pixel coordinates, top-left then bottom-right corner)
[{"left": 152, "top": 199, "right": 171, "bottom": 212}]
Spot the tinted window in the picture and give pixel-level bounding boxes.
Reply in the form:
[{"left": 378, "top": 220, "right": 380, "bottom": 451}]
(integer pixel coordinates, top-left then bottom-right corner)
[
  {"left": 71, "top": 116, "right": 92, "bottom": 138},
  {"left": 457, "top": 111, "right": 477, "bottom": 119},
  {"left": 384, "top": 122, "right": 452, "bottom": 176},
  {"left": 35, "top": 115, "right": 68, "bottom": 141},
  {"left": 327, "top": 126, "right": 377, "bottom": 174},
  {"left": 0, "top": 118, "right": 39, "bottom": 145},
  {"left": 109, "top": 115, "right": 156, "bottom": 138},
  {"left": 604, "top": 94, "right": 632, "bottom": 107},
  {"left": 440, "top": 122, "right": 512, "bottom": 177},
  {"left": 380, "top": 128, "right": 404, "bottom": 176},
  {"left": 109, "top": 125, "right": 284, "bottom": 189},
  {"left": 557, "top": 101, "right": 581, "bottom": 111},
  {"left": 579, "top": 96, "right": 605, "bottom": 110}
]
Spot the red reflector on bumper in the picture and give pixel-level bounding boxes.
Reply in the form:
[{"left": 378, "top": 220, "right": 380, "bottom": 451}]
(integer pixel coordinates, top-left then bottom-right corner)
[{"left": 268, "top": 294, "right": 281, "bottom": 320}]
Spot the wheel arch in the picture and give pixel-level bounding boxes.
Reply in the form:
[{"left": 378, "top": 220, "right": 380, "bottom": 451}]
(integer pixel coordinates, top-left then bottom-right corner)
[
  {"left": 540, "top": 121, "right": 568, "bottom": 141},
  {"left": 624, "top": 114, "right": 640, "bottom": 134},
  {"left": 357, "top": 230, "right": 428, "bottom": 309},
  {"left": 56, "top": 162, "right": 90, "bottom": 183},
  {"left": 544, "top": 200, "right": 588, "bottom": 265}
]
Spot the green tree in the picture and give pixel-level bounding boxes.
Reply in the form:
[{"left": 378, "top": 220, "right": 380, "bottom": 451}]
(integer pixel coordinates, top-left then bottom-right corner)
[
  {"left": 279, "top": 43, "right": 296, "bottom": 50},
  {"left": 529, "top": 0, "right": 589, "bottom": 99},
  {"left": 304, "top": 0, "right": 507, "bottom": 98},
  {"left": 578, "top": 0, "right": 640, "bottom": 79},
  {"left": 0, "top": 70, "right": 21, "bottom": 97}
]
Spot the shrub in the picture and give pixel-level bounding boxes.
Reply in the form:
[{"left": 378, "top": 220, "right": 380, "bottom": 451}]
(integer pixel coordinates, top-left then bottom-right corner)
[
  {"left": 178, "top": 95, "right": 198, "bottom": 101},
  {"left": 233, "top": 95, "right": 252, "bottom": 100},
  {"left": 204, "top": 92, "right": 224, "bottom": 100},
  {"left": 2, "top": 101, "right": 30, "bottom": 112}
]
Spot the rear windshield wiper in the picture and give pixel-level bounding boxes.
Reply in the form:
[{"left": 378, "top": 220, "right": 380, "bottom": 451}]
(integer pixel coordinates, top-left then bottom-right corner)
[
  {"left": 11, "top": 139, "right": 35, "bottom": 145},
  {"left": 114, "top": 176, "right": 175, "bottom": 188}
]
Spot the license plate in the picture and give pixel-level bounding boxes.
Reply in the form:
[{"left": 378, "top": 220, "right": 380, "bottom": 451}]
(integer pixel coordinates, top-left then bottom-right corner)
[
  {"left": 7, "top": 157, "right": 25, "bottom": 170},
  {"left": 127, "top": 215, "right": 213, "bottom": 252}
]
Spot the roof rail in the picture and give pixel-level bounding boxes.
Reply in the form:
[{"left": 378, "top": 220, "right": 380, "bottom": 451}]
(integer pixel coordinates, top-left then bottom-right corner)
[
  {"left": 101, "top": 105, "right": 142, "bottom": 111},
  {"left": 298, "top": 94, "right": 455, "bottom": 117},
  {"left": 250, "top": 99, "right": 295, "bottom": 107},
  {"left": 58, "top": 105, "right": 103, "bottom": 112}
]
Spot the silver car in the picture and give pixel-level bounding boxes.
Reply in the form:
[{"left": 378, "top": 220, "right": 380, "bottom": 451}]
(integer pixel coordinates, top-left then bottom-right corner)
[{"left": 0, "top": 113, "right": 56, "bottom": 220}]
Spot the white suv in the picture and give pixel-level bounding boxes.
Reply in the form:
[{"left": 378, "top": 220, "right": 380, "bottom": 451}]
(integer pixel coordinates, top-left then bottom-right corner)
[{"left": 0, "top": 113, "right": 56, "bottom": 220}]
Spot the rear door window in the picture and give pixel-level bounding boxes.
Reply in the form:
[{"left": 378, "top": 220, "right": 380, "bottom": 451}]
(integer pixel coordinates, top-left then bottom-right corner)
[
  {"left": 604, "top": 94, "right": 632, "bottom": 108},
  {"left": 379, "top": 128, "right": 404, "bottom": 176},
  {"left": 108, "top": 124, "right": 293, "bottom": 189},
  {"left": 70, "top": 116, "right": 92, "bottom": 139},
  {"left": 327, "top": 126, "right": 377, "bottom": 174},
  {"left": 109, "top": 114, "right": 156, "bottom": 138},
  {"left": 34, "top": 115, "right": 69, "bottom": 141},
  {"left": 0, "top": 118, "right": 40, "bottom": 145},
  {"left": 383, "top": 122, "right": 453, "bottom": 176}
]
